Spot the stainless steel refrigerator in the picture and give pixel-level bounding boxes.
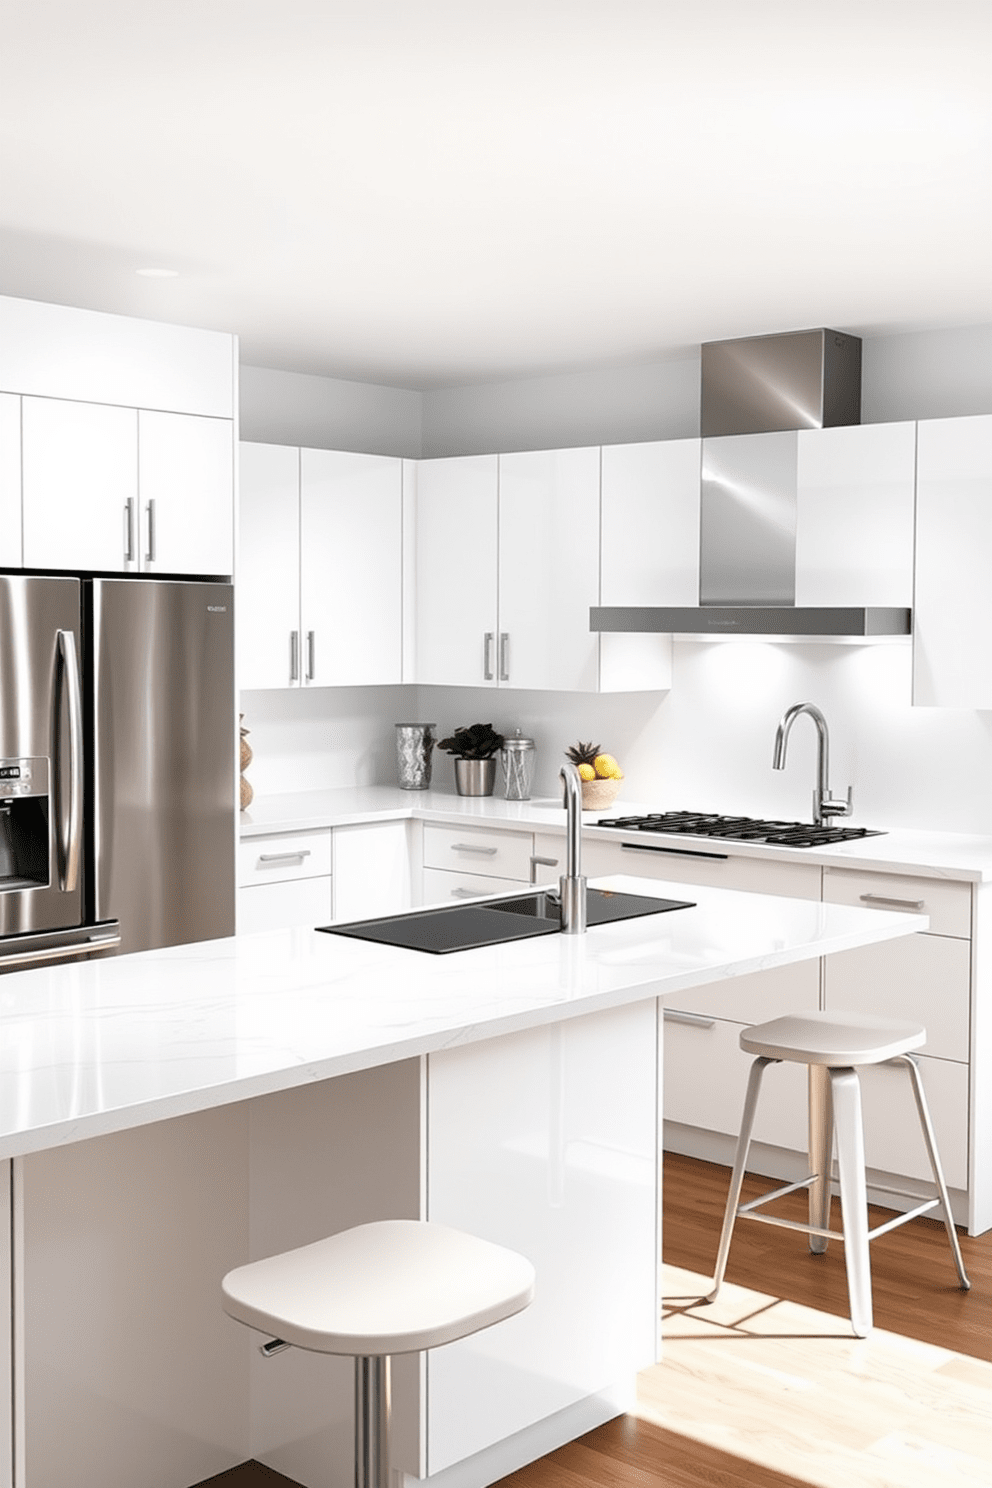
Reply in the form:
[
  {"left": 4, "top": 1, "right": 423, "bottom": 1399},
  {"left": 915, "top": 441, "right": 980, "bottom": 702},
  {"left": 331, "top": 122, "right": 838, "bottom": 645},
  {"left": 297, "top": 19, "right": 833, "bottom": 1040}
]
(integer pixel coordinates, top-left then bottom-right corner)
[{"left": 0, "top": 574, "right": 235, "bottom": 970}]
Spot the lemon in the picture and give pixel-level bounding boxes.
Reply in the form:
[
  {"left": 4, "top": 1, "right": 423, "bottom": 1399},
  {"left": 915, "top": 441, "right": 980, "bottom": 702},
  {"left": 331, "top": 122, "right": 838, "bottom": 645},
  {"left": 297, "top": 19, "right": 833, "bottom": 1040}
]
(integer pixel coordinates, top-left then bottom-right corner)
[
  {"left": 593, "top": 753, "right": 622, "bottom": 780},
  {"left": 577, "top": 762, "right": 596, "bottom": 781}
]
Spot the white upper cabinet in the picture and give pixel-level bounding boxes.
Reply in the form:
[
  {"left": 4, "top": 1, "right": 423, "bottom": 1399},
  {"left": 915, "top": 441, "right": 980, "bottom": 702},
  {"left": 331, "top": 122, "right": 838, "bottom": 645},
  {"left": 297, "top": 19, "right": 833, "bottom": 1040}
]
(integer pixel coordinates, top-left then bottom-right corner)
[
  {"left": 300, "top": 449, "right": 403, "bottom": 686},
  {"left": 415, "top": 449, "right": 601, "bottom": 691},
  {"left": 913, "top": 414, "right": 992, "bottom": 708},
  {"left": 22, "top": 397, "right": 138, "bottom": 572},
  {"left": 238, "top": 441, "right": 405, "bottom": 691},
  {"left": 497, "top": 447, "right": 600, "bottom": 691},
  {"left": 599, "top": 438, "right": 701, "bottom": 690},
  {"left": 138, "top": 412, "right": 234, "bottom": 576},
  {"left": 238, "top": 441, "right": 301, "bottom": 690},
  {"left": 795, "top": 422, "right": 916, "bottom": 606},
  {"left": 415, "top": 455, "right": 499, "bottom": 687},
  {"left": 21, "top": 398, "right": 233, "bottom": 576},
  {"left": 0, "top": 394, "right": 21, "bottom": 567}
]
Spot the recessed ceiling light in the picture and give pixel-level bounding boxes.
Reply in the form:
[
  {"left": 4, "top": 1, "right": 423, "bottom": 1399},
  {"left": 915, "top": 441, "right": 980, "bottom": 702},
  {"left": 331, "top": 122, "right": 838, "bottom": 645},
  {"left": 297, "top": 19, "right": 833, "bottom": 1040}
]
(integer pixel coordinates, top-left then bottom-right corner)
[{"left": 135, "top": 267, "right": 180, "bottom": 278}]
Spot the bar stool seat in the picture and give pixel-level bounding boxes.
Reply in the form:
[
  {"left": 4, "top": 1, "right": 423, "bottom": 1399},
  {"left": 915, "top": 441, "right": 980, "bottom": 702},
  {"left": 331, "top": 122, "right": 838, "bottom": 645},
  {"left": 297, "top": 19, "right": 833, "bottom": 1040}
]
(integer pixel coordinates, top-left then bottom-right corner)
[
  {"left": 222, "top": 1220, "right": 535, "bottom": 1488},
  {"left": 706, "top": 1011, "right": 970, "bottom": 1338}
]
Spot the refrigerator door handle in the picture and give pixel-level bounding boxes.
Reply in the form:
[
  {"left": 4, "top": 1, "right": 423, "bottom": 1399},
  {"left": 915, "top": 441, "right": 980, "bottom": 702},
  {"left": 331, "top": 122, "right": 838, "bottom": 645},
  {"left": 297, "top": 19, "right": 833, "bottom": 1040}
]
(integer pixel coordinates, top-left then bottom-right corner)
[{"left": 55, "top": 628, "right": 84, "bottom": 893}]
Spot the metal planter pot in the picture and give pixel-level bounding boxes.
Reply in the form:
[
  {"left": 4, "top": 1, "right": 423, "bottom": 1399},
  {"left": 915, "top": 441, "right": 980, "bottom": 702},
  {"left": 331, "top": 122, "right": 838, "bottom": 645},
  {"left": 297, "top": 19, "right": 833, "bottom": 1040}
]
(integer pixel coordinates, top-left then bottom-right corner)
[{"left": 454, "top": 758, "right": 497, "bottom": 797}]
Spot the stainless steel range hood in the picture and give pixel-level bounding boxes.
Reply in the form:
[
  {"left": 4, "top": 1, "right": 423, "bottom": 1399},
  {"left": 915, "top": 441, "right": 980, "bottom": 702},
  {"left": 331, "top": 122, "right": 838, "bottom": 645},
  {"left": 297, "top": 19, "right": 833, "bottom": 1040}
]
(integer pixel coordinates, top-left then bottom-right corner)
[{"left": 591, "top": 329, "right": 912, "bottom": 640}]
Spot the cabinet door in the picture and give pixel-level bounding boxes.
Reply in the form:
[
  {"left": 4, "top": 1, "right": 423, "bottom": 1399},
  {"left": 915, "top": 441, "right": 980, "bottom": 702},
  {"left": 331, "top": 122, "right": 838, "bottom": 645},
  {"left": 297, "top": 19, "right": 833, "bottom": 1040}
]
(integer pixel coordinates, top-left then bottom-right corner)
[
  {"left": 0, "top": 394, "right": 20, "bottom": 566},
  {"left": 415, "top": 456, "right": 498, "bottom": 686},
  {"left": 238, "top": 442, "right": 301, "bottom": 690},
  {"left": 237, "top": 877, "right": 333, "bottom": 934},
  {"left": 914, "top": 414, "right": 992, "bottom": 707},
  {"left": 332, "top": 821, "right": 411, "bottom": 921},
  {"left": 599, "top": 439, "right": 701, "bottom": 691},
  {"left": 300, "top": 450, "right": 403, "bottom": 687},
  {"left": 795, "top": 422, "right": 915, "bottom": 606},
  {"left": 22, "top": 397, "right": 137, "bottom": 571},
  {"left": 497, "top": 448, "right": 600, "bottom": 691},
  {"left": 139, "top": 411, "right": 234, "bottom": 576}
]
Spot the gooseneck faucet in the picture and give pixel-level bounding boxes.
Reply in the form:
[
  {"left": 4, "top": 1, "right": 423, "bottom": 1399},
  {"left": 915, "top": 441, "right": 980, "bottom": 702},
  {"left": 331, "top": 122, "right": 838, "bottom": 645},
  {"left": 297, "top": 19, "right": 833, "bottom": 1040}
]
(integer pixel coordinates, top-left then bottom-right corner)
[
  {"left": 773, "top": 702, "right": 853, "bottom": 827},
  {"left": 559, "top": 761, "right": 587, "bottom": 934}
]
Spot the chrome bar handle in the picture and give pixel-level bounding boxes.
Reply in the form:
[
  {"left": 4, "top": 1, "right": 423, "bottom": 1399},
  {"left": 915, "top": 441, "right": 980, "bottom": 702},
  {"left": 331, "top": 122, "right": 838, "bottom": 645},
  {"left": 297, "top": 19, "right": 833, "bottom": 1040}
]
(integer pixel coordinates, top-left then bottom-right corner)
[
  {"left": 257, "top": 850, "right": 311, "bottom": 865},
  {"left": 663, "top": 1009, "right": 716, "bottom": 1029},
  {"left": 0, "top": 930, "right": 121, "bottom": 969},
  {"left": 55, "top": 629, "right": 83, "bottom": 893},
  {"left": 290, "top": 630, "right": 300, "bottom": 683},
  {"left": 306, "top": 630, "right": 316, "bottom": 682},
  {"left": 451, "top": 886, "right": 485, "bottom": 898},
  {"left": 859, "top": 892, "right": 926, "bottom": 911},
  {"left": 450, "top": 843, "right": 498, "bottom": 855},
  {"left": 123, "top": 498, "right": 136, "bottom": 564},
  {"left": 144, "top": 498, "right": 156, "bottom": 564},
  {"left": 483, "top": 632, "right": 495, "bottom": 681},
  {"left": 498, "top": 632, "right": 510, "bottom": 681}
]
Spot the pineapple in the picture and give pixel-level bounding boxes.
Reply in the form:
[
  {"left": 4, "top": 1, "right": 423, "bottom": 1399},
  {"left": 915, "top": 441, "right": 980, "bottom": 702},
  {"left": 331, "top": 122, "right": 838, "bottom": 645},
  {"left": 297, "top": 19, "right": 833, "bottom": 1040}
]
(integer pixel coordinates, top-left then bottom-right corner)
[
  {"left": 566, "top": 740, "right": 600, "bottom": 768},
  {"left": 566, "top": 740, "right": 623, "bottom": 783}
]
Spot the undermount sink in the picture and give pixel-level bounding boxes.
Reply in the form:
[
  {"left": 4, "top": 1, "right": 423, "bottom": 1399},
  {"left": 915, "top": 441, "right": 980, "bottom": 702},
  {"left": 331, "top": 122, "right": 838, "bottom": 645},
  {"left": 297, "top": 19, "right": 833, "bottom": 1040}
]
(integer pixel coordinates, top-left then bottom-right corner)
[{"left": 320, "top": 887, "right": 694, "bottom": 955}]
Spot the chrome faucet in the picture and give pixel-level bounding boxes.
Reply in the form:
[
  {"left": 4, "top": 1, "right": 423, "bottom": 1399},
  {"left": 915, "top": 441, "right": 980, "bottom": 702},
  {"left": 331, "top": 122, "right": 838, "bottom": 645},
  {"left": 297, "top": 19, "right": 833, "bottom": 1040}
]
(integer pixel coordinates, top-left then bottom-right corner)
[
  {"left": 559, "top": 761, "right": 587, "bottom": 933},
  {"left": 772, "top": 702, "right": 853, "bottom": 827}
]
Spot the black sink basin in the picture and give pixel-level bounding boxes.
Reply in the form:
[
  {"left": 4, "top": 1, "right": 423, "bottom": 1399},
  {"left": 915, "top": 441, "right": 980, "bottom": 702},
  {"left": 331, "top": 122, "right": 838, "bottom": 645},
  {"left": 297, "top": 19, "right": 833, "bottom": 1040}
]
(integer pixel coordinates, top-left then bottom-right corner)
[{"left": 320, "top": 887, "right": 694, "bottom": 955}]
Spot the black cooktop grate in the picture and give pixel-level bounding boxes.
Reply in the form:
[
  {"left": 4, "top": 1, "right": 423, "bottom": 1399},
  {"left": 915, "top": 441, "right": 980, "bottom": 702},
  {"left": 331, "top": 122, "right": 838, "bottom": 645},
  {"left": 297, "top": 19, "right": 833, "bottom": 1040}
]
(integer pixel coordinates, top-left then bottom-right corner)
[{"left": 589, "top": 810, "right": 883, "bottom": 848}]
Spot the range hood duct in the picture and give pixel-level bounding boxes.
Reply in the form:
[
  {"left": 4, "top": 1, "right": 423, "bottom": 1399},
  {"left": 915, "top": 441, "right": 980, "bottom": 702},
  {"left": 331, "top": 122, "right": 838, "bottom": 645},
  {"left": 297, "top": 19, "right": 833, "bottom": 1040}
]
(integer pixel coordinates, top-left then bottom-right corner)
[{"left": 591, "top": 329, "right": 911, "bottom": 640}]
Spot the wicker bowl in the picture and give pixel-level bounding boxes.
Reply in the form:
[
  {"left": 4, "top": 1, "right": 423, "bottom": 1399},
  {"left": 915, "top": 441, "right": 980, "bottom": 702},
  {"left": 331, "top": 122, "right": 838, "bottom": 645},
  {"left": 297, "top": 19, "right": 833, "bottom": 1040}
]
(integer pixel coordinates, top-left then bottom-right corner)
[{"left": 580, "top": 777, "right": 621, "bottom": 811}]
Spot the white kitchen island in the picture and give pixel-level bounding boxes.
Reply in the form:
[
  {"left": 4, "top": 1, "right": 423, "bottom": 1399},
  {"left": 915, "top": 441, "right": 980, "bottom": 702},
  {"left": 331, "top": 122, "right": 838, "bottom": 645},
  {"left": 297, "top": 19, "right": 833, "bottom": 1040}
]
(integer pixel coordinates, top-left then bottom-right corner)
[{"left": 0, "top": 877, "right": 926, "bottom": 1488}]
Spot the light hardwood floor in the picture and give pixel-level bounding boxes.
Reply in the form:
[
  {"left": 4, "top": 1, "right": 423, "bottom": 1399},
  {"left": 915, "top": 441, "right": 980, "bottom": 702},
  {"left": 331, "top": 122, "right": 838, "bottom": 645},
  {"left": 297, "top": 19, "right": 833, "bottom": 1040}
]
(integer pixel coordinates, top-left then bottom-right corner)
[{"left": 198, "top": 1153, "right": 991, "bottom": 1488}]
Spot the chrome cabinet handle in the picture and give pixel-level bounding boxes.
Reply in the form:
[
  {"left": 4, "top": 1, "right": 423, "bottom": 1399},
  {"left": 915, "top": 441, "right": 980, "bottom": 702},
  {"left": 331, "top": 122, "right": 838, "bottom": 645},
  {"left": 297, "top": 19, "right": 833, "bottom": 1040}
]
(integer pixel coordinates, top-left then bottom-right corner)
[
  {"left": 498, "top": 632, "right": 509, "bottom": 681},
  {"left": 621, "top": 841, "right": 729, "bottom": 861},
  {"left": 529, "top": 853, "right": 559, "bottom": 884},
  {"left": 306, "top": 630, "right": 316, "bottom": 682},
  {"left": 483, "top": 632, "right": 495, "bottom": 681},
  {"left": 290, "top": 630, "right": 300, "bottom": 683},
  {"left": 663, "top": 1009, "right": 716, "bottom": 1029},
  {"left": 451, "top": 843, "right": 498, "bottom": 855},
  {"left": 859, "top": 893, "right": 926, "bottom": 911},
  {"left": 451, "top": 886, "right": 485, "bottom": 898},
  {"left": 123, "top": 499, "right": 136, "bottom": 563},
  {"left": 144, "top": 498, "right": 156, "bottom": 563},
  {"left": 257, "top": 850, "right": 312, "bottom": 865},
  {"left": 55, "top": 629, "right": 83, "bottom": 893}
]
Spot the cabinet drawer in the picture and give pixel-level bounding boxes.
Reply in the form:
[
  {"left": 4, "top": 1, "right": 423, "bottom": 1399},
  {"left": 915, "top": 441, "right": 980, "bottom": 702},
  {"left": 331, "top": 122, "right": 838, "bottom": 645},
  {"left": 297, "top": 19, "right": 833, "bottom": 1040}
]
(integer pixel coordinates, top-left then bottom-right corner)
[
  {"left": 238, "top": 830, "right": 332, "bottom": 887},
  {"left": 823, "top": 867, "right": 971, "bottom": 939},
  {"left": 663, "top": 1014, "right": 809, "bottom": 1146},
  {"left": 237, "top": 877, "right": 333, "bottom": 934},
  {"left": 423, "top": 823, "right": 533, "bottom": 881},
  {"left": 857, "top": 1054, "right": 968, "bottom": 1190},
  {"left": 583, "top": 838, "right": 821, "bottom": 899},
  {"left": 422, "top": 868, "right": 528, "bottom": 906},
  {"left": 823, "top": 932, "right": 970, "bottom": 1063}
]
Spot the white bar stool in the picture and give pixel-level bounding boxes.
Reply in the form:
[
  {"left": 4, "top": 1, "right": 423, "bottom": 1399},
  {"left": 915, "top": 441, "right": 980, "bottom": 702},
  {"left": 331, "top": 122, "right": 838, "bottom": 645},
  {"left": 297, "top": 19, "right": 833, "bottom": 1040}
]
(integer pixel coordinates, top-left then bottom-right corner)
[
  {"left": 221, "top": 1219, "right": 535, "bottom": 1488},
  {"left": 706, "top": 1011, "right": 970, "bottom": 1337}
]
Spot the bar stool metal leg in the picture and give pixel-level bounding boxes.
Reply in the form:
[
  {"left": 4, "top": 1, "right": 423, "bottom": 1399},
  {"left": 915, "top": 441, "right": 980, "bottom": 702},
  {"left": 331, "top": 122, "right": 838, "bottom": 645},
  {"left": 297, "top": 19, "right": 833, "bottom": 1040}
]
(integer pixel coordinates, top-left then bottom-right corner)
[
  {"left": 706, "top": 1055, "right": 775, "bottom": 1303},
  {"left": 829, "top": 1068, "right": 872, "bottom": 1338},
  {"left": 807, "top": 1063, "right": 833, "bottom": 1255},
  {"left": 355, "top": 1355, "right": 391, "bottom": 1488},
  {"left": 896, "top": 1054, "right": 971, "bottom": 1290}
]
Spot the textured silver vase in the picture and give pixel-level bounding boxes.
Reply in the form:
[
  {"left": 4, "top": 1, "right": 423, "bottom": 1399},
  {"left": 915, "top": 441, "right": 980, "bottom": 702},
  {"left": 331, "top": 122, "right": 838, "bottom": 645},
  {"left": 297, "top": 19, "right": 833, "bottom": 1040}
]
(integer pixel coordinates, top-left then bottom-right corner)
[
  {"left": 454, "top": 758, "right": 497, "bottom": 796},
  {"left": 395, "top": 723, "right": 436, "bottom": 790}
]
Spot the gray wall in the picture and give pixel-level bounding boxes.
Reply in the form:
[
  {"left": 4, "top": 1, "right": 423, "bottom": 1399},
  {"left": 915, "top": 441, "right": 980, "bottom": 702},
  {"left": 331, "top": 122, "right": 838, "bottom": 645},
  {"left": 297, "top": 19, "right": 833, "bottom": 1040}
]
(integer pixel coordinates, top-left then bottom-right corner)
[{"left": 241, "top": 323, "right": 992, "bottom": 456}]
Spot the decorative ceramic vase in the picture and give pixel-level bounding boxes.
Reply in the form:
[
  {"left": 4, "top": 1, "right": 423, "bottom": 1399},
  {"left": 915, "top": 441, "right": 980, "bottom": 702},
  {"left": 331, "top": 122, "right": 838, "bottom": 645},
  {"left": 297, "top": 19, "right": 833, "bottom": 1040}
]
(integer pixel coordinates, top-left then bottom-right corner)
[
  {"left": 454, "top": 757, "right": 497, "bottom": 797},
  {"left": 239, "top": 716, "right": 254, "bottom": 811},
  {"left": 395, "top": 723, "right": 436, "bottom": 790}
]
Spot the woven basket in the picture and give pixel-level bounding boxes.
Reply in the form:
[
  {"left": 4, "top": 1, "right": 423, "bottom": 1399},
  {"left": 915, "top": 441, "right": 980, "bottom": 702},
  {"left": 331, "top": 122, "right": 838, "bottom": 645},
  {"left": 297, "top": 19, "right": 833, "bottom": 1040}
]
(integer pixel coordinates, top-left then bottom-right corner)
[{"left": 580, "top": 777, "right": 621, "bottom": 810}]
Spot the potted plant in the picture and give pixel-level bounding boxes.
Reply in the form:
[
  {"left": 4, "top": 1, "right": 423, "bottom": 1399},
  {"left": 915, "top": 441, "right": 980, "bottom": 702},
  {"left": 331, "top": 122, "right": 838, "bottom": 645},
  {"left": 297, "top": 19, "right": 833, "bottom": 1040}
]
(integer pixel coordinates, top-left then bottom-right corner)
[{"left": 438, "top": 722, "right": 506, "bottom": 796}]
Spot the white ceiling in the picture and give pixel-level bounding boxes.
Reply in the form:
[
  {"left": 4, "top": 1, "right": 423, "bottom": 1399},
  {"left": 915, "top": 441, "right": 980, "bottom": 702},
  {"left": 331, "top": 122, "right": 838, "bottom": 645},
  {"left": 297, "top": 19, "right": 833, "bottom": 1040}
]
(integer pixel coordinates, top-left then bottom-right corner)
[{"left": 1, "top": 0, "right": 990, "bottom": 390}]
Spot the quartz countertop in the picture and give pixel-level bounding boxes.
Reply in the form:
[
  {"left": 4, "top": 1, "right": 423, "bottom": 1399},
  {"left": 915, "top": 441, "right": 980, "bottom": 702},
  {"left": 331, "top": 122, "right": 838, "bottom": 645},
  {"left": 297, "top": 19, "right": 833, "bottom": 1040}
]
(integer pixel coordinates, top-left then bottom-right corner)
[
  {"left": 239, "top": 786, "right": 992, "bottom": 882},
  {"left": 0, "top": 874, "right": 925, "bottom": 1161}
]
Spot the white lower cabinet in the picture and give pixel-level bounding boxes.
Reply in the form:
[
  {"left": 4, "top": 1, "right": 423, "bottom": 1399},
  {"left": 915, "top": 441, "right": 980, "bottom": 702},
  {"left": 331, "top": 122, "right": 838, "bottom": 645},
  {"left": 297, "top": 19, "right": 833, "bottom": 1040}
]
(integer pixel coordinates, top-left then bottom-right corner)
[
  {"left": 426, "top": 1001, "right": 659, "bottom": 1475},
  {"left": 237, "top": 829, "right": 333, "bottom": 933},
  {"left": 331, "top": 820, "right": 411, "bottom": 921}
]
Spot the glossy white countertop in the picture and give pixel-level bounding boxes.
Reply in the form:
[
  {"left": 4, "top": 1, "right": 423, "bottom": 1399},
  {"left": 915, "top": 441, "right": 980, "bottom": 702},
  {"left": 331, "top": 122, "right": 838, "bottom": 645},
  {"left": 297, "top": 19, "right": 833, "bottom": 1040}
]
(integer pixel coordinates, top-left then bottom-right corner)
[
  {"left": 239, "top": 786, "right": 992, "bottom": 882},
  {"left": 0, "top": 875, "right": 924, "bottom": 1161}
]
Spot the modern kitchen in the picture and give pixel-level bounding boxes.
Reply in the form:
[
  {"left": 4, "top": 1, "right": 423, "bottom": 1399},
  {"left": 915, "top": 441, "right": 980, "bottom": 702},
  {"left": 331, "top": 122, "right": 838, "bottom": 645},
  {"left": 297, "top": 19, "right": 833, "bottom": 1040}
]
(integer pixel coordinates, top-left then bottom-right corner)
[{"left": 1, "top": 6, "right": 990, "bottom": 1488}]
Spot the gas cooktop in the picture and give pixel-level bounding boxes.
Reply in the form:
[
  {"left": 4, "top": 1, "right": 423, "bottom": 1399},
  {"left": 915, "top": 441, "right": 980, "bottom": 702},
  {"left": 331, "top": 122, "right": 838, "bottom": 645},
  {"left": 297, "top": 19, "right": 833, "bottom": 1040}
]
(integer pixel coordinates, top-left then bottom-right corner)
[{"left": 589, "top": 811, "right": 884, "bottom": 849}]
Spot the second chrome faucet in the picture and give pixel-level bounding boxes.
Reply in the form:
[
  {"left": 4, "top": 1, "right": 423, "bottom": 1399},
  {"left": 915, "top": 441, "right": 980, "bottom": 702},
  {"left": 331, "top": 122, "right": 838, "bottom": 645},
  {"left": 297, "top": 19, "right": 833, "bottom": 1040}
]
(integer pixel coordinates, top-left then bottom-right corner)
[{"left": 773, "top": 702, "right": 853, "bottom": 827}]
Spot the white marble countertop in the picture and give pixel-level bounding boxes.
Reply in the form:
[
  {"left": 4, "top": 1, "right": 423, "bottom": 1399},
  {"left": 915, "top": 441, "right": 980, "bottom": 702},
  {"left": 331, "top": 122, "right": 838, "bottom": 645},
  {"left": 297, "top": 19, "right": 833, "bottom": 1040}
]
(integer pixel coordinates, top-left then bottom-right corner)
[
  {"left": 239, "top": 785, "right": 992, "bottom": 882},
  {"left": 0, "top": 875, "right": 925, "bottom": 1161}
]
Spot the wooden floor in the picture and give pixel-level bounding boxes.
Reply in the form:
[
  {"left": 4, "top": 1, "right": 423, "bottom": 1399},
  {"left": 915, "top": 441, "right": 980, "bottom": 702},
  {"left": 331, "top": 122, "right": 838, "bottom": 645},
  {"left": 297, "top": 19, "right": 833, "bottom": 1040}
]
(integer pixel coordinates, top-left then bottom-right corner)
[{"left": 195, "top": 1153, "right": 991, "bottom": 1488}]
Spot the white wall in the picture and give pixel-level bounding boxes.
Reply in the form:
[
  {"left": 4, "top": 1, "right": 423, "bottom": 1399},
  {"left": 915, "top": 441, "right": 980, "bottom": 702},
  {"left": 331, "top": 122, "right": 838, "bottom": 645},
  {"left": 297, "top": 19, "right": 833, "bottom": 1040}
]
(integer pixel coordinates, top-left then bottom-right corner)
[
  {"left": 239, "top": 364, "right": 422, "bottom": 455},
  {"left": 240, "top": 686, "right": 412, "bottom": 798}
]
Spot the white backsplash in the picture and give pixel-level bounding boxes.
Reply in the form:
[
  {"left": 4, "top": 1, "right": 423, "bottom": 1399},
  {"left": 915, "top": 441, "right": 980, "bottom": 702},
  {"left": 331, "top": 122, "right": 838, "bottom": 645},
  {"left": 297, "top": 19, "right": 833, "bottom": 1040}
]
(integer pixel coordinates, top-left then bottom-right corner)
[{"left": 242, "top": 641, "right": 992, "bottom": 836}]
